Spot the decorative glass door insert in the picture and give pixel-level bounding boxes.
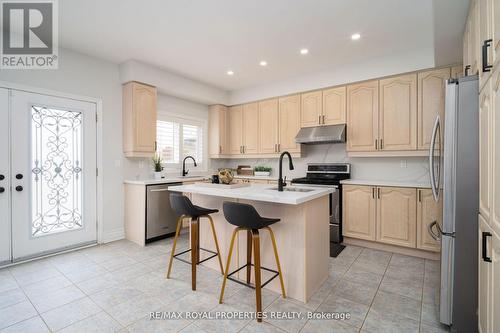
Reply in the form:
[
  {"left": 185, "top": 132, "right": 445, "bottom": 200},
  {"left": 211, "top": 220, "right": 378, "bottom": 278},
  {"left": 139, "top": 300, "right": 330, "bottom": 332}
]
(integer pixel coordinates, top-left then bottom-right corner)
[{"left": 31, "top": 106, "right": 83, "bottom": 237}]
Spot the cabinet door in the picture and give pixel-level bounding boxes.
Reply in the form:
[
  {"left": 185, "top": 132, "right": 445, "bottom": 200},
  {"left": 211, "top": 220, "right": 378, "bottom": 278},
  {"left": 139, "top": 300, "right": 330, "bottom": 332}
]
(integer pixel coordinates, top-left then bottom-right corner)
[
  {"left": 451, "top": 65, "right": 464, "bottom": 79},
  {"left": 342, "top": 185, "right": 376, "bottom": 241},
  {"left": 228, "top": 105, "right": 243, "bottom": 155},
  {"left": 471, "top": 0, "right": 480, "bottom": 75},
  {"left": 126, "top": 82, "right": 157, "bottom": 155},
  {"left": 258, "top": 99, "right": 279, "bottom": 154},
  {"left": 417, "top": 68, "right": 450, "bottom": 150},
  {"left": 480, "top": 79, "right": 492, "bottom": 220},
  {"left": 379, "top": 74, "right": 417, "bottom": 151},
  {"left": 208, "top": 105, "right": 227, "bottom": 156},
  {"left": 279, "top": 94, "right": 301, "bottom": 153},
  {"left": 464, "top": 21, "right": 471, "bottom": 72},
  {"left": 479, "top": 0, "right": 494, "bottom": 89},
  {"left": 478, "top": 215, "right": 492, "bottom": 333},
  {"left": 492, "top": 69, "right": 500, "bottom": 236},
  {"left": 301, "top": 91, "right": 322, "bottom": 127},
  {"left": 346, "top": 80, "right": 379, "bottom": 151},
  {"left": 376, "top": 186, "right": 417, "bottom": 248},
  {"left": 416, "top": 189, "right": 442, "bottom": 252},
  {"left": 492, "top": 230, "right": 500, "bottom": 333},
  {"left": 242, "top": 102, "right": 259, "bottom": 154},
  {"left": 323, "top": 86, "right": 346, "bottom": 125}
]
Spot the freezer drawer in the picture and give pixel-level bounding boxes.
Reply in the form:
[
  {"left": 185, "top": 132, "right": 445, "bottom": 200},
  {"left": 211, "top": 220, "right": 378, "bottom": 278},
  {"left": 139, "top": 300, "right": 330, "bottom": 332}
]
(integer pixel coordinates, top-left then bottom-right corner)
[{"left": 146, "top": 183, "right": 181, "bottom": 241}]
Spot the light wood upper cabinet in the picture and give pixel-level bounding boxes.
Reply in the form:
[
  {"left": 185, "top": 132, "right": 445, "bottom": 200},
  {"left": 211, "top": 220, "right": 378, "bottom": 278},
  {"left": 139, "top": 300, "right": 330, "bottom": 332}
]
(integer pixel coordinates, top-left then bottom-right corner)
[
  {"left": 492, "top": 69, "right": 500, "bottom": 236},
  {"left": 480, "top": 79, "right": 492, "bottom": 220},
  {"left": 343, "top": 185, "right": 376, "bottom": 241},
  {"left": 323, "top": 86, "right": 346, "bottom": 125},
  {"left": 379, "top": 74, "right": 417, "bottom": 151},
  {"left": 470, "top": 0, "right": 480, "bottom": 75},
  {"left": 301, "top": 91, "right": 322, "bottom": 127},
  {"left": 376, "top": 186, "right": 417, "bottom": 248},
  {"left": 417, "top": 189, "right": 442, "bottom": 252},
  {"left": 347, "top": 80, "right": 379, "bottom": 152},
  {"left": 228, "top": 105, "right": 243, "bottom": 155},
  {"left": 242, "top": 102, "right": 259, "bottom": 154},
  {"left": 279, "top": 94, "right": 301, "bottom": 153},
  {"left": 451, "top": 65, "right": 464, "bottom": 79},
  {"left": 123, "top": 82, "right": 157, "bottom": 157},
  {"left": 417, "top": 68, "right": 450, "bottom": 150},
  {"left": 208, "top": 105, "right": 228, "bottom": 157},
  {"left": 479, "top": 0, "right": 494, "bottom": 89},
  {"left": 258, "top": 99, "right": 279, "bottom": 154}
]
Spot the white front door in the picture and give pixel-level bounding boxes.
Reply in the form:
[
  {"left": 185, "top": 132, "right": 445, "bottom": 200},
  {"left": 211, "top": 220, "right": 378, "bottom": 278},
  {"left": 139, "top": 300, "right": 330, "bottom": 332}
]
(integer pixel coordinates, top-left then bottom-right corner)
[
  {"left": 0, "top": 89, "right": 11, "bottom": 264},
  {"left": 8, "top": 90, "right": 97, "bottom": 261}
]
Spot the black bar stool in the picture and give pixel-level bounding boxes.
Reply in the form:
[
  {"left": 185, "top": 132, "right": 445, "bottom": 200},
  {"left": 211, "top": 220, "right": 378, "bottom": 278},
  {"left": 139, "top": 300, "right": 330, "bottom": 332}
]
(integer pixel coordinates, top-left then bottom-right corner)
[
  {"left": 166, "top": 193, "right": 224, "bottom": 291},
  {"left": 219, "top": 201, "right": 286, "bottom": 322}
]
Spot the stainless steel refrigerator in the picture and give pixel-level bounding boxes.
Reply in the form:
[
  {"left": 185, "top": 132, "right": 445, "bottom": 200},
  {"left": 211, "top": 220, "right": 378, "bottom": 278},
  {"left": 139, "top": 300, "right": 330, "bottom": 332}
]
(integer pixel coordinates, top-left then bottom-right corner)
[{"left": 428, "top": 75, "right": 478, "bottom": 332}]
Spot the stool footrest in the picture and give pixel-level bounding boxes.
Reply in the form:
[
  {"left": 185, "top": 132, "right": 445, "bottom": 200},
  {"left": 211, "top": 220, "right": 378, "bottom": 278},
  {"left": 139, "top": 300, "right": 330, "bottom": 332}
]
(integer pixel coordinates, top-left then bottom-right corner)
[
  {"left": 226, "top": 263, "right": 280, "bottom": 290},
  {"left": 173, "top": 247, "right": 219, "bottom": 265}
]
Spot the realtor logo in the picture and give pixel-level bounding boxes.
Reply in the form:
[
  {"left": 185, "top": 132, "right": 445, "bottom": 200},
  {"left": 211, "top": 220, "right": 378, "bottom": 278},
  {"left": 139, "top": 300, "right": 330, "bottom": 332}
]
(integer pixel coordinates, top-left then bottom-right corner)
[{"left": 1, "top": 0, "right": 58, "bottom": 69}]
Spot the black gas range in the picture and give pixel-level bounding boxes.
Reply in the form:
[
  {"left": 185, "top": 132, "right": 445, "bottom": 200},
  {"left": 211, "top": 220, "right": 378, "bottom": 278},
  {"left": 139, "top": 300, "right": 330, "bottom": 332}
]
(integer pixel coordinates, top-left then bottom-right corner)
[{"left": 291, "top": 163, "right": 350, "bottom": 256}]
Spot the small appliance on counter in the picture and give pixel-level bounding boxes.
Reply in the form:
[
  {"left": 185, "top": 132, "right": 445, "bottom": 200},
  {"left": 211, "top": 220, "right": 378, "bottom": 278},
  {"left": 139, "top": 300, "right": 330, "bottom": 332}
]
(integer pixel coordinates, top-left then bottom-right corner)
[{"left": 291, "top": 163, "right": 350, "bottom": 257}]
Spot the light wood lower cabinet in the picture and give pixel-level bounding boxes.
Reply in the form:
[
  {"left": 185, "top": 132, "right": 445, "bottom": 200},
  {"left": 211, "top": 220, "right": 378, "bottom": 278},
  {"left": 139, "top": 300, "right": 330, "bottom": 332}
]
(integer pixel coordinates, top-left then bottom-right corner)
[
  {"left": 343, "top": 185, "right": 440, "bottom": 251},
  {"left": 376, "top": 187, "right": 417, "bottom": 248},
  {"left": 416, "top": 189, "right": 442, "bottom": 252},
  {"left": 342, "top": 185, "right": 376, "bottom": 241},
  {"left": 478, "top": 215, "right": 493, "bottom": 333}
]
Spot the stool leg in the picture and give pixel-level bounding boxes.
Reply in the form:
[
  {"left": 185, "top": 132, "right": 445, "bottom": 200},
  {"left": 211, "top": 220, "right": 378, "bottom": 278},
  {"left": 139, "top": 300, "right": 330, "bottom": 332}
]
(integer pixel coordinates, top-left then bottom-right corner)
[
  {"left": 166, "top": 215, "right": 184, "bottom": 279},
  {"left": 219, "top": 227, "right": 239, "bottom": 304},
  {"left": 264, "top": 226, "right": 286, "bottom": 298},
  {"left": 252, "top": 229, "right": 263, "bottom": 322},
  {"left": 246, "top": 230, "right": 252, "bottom": 284},
  {"left": 206, "top": 215, "right": 224, "bottom": 275},
  {"left": 191, "top": 217, "right": 199, "bottom": 291}
]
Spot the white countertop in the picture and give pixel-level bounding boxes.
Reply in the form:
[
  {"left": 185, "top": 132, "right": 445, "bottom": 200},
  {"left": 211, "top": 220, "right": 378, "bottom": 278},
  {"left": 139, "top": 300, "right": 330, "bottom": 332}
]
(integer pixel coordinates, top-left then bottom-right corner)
[
  {"left": 168, "top": 183, "right": 333, "bottom": 205},
  {"left": 234, "top": 175, "right": 277, "bottom": 180},
  {"left": 341, "top": 179, "right": 432, "bottom": 188},
  {"left": 124, "top": 176, "right": 209, "bottom": 185}
]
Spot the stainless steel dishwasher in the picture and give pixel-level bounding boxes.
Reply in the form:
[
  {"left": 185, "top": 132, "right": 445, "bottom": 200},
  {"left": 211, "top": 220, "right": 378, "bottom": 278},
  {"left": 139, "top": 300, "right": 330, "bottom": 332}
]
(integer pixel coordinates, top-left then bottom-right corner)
[{"left": 146, "top": 182, "right": 182, "bottom": 242}]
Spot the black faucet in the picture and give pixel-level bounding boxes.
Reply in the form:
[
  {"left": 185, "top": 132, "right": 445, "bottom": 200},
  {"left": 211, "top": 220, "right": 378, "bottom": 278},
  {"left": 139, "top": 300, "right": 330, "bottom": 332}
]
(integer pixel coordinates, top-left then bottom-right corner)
[
  {"left": 278, "top": 151, "right": 294, "bottom": 191},
  {"left": 182, "top": 156, "right": 197, "bottom": 176}
]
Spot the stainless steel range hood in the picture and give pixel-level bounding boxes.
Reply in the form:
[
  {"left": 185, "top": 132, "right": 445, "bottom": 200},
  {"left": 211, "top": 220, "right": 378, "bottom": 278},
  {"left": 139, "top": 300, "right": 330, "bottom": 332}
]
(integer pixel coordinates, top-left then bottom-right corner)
[{"left": 295, "top": 124, "right": 346, "bottom": 144}]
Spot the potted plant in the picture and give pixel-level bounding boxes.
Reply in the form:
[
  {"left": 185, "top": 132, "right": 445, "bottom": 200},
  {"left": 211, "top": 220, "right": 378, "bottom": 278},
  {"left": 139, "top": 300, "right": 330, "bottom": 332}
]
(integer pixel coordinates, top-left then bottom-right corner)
[
  {"left": 254, "top": 166, "right": 272, "bottom": 177},
  {"left": 152, "top": 153, "right": 164, "bottom": 180}
]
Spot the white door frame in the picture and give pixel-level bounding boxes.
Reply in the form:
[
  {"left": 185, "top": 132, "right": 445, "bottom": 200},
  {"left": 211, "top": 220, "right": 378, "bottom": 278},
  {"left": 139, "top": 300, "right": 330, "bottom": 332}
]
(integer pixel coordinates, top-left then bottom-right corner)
[{"left": 0, "top": 80, "right": 105, "bottom": 245}]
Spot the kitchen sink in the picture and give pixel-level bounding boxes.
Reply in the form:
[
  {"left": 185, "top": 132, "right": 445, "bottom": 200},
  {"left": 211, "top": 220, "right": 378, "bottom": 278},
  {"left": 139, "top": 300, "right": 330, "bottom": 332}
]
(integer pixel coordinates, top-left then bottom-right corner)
[{"left": 267, "top": 187, "right": 314, "bottom": 192}]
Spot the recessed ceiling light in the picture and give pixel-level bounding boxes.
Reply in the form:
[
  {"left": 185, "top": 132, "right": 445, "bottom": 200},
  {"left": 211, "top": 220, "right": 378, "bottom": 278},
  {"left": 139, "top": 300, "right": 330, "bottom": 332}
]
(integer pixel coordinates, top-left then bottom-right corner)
[
  {"left": 351, "top": 33, "right": 361, "bottom": 40},
  {"left": 260, "top": 61, "right": 268, "bottom": 66},
  {"left": 300, "top": 48, "right": 309, "bottom": 55},
  {"left": 227, "top": 70, "right": 234, "bottom": 76}
]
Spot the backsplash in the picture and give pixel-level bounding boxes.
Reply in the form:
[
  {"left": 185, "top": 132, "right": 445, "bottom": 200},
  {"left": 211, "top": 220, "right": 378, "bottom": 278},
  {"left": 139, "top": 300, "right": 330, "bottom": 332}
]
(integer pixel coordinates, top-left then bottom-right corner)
[{"left": 210, "top": 144, "right": 430, "bottom": 183}]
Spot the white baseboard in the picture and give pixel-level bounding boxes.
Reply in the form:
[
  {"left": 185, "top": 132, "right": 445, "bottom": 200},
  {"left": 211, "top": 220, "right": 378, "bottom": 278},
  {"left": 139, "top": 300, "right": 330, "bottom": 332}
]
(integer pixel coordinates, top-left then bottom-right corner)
[{"left": 100, "top": 227, "right": 125, "bottom": 243}]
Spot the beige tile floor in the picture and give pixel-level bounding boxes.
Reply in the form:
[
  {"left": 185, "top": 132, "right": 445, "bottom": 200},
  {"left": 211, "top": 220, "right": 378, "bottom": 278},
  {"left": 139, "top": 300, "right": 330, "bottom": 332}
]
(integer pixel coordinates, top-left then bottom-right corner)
[{"left": 0, "top": 233, "right": 450, "bottom": 333}]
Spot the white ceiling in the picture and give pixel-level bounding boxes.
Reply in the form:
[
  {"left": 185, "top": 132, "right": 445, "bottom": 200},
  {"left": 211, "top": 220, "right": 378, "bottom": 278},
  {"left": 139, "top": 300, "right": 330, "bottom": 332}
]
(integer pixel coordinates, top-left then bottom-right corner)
[{"left": 60, "top": 0, "right": 469, "bottom": 92}]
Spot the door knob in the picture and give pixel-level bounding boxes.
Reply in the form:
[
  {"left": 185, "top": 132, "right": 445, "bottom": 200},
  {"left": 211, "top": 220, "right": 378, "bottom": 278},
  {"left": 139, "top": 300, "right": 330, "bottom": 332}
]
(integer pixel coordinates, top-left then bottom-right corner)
[
  {"left": 0, "top": 175, "right": 4, "bottom": 181},
  {"left": 15, "top": 186, "right": 23, "bottom": 192},
  {"left": 15, "top": 174, "right": 23, "bottom": 180},
  {"left": 0, "top": 187, "right": 4, "bottom": 193}
]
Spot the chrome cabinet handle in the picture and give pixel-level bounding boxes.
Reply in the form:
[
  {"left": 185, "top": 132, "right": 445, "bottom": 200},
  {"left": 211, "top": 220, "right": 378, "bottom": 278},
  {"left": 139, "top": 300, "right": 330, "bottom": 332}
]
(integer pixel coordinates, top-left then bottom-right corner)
[{"left": 429, "top": 116, "right": 441, "bottom": 201}]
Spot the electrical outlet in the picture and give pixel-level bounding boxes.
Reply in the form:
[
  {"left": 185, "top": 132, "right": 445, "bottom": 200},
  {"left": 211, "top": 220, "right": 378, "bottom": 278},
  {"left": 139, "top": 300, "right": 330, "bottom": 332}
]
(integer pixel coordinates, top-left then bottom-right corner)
[{"left": 400, "top": 159, "right": 407, "bottom": 168}]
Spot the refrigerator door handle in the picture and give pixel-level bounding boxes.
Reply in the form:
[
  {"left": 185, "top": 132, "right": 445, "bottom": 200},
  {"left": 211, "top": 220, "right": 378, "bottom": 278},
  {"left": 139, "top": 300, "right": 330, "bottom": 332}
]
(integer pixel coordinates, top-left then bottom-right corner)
[{"left": 429, "top": 116, "right": 441, "bottom": 202}]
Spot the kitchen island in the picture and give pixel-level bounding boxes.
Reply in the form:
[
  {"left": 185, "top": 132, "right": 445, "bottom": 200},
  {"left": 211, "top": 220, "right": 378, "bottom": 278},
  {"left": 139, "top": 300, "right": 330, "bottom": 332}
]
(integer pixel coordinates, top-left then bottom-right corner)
[{"left": 169, "top": 183, "right": 332, "bottom": 302}]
